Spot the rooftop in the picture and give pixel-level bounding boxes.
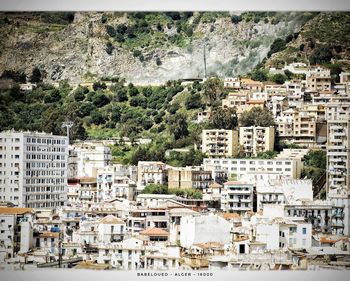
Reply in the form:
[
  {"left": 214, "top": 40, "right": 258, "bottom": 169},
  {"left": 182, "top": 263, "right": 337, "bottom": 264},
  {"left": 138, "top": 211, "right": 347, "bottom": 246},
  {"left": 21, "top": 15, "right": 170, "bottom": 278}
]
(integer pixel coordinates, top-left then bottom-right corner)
[
  {"left": 139, "top": 227, "right": 169, "bottom": 237},
  {"left": 0, "top": 207, "right": 33, "bottom": 215}
]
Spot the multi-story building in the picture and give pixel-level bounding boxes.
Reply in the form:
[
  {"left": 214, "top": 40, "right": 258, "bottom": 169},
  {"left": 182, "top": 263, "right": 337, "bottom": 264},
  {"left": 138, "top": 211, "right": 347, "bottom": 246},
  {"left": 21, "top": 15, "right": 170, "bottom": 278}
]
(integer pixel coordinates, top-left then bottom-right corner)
[
  {"left": 69, "top": 142, "right": 112, "bottom": 178},
  {"left": 276, "top": 108, "right": 317, "bottom": 147},
  {"left": 221, "top": 181, "right": 254, "bottom": 214},
  {"left": 293, "top": 109, "right": 317, "bottom": 147},
  {"left": 203, "top": 158, "right": 303, "bottom": 182},
  {"left": 223, "top": 77, "right": 241, "bottom": 90},
  {"left": 0, "top": 130, "right": 68, "bottom": 208},
  {"left": 0, "top": 207, "right": 34, "bottom": 262},
  {"left": 201, "top": 129, "right": 239, "bottom": 158},
  {"left": 78, "top": 177, "right": 98, "bottom": 204},
  {"left": 306, "top": 66, "right": 331, "bottom": 92},
  {"left": 326, "top": 116, "right": 350, "bottom": 193},
  {"left": 96, "top": 165, "right": 136, "bottom": 202},
  {"left": 168, "top": 166, "right": 212, "bottom": 190},
  {"left": 137, "top": 161, "right": 168, "bottom": 191},
  {"left": 269, "top": 96, "right": 288, "bottom": 118},
  {"left": 239, "top": 126, "right": 275, "bottom": 157},
  {"left": 256, "top": 220, "right": 312, "bottom": 250},
  {"left": 222, "top": 92, "right": 249, "bottom": 110}
]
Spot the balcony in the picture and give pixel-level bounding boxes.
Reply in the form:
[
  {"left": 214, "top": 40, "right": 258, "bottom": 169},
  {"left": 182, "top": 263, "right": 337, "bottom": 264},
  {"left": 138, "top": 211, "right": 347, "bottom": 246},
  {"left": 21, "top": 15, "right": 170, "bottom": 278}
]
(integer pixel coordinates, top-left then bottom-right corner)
[{"left": 332, "top": 222, "right": 344, "bottom": 228}]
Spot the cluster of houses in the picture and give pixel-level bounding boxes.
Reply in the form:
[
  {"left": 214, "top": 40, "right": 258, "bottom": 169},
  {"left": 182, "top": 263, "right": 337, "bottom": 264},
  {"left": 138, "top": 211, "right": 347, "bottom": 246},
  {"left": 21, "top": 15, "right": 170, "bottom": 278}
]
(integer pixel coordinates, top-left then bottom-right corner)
[{"left": 0, "top": 63, "right": 350, "bottom": 270}]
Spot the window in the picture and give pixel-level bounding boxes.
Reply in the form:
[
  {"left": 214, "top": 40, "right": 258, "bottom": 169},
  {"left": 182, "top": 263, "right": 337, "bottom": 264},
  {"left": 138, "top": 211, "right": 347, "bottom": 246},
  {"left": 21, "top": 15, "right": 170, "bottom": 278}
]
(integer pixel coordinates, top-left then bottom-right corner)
[{"left": 302, "top": 227, "right": 307, "bottom": 235}]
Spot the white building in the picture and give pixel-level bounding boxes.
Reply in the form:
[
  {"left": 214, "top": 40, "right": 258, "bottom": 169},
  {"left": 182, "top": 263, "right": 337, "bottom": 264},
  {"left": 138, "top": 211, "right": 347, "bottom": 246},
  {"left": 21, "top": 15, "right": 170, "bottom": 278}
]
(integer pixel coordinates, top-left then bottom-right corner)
[
  {"left": 221, "top": 181, "right": 254, "bottom": 214},
  {"left": 69, "top": 142, "right": 112, "bottom": 178},
  {"left": 0, "top": 207, "right": 34, "bottom": 262},
  {"left": 203, "top": 158, "right": 303, "bottom": 182},
  {"left": 326, "top": 109, "right": 350, "bottom": 193},
  {"left": 0, "top": 130, "right": 68, "bottom": 208},
  {"left": 96, "top": 165, "right": 136, "bottom": 201},
  {"left": 180, "top": 214, "right": 231, "bottom": 248},
  {"left": 137, "top": 161, "right": 167, "bottom": 191},
  {"left": 256, "top": 219, "right": 312, "bottom": 250}
]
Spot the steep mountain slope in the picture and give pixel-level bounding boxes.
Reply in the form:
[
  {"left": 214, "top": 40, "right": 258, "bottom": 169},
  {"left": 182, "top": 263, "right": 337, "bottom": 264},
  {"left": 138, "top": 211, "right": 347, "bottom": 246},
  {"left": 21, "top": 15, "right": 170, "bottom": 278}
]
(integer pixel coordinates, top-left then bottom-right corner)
[
  {"left": 0, "top": 12, "right": 316, "bottom": 84},
  {"left": 265, "top": 12, "right": 350, "bottom": 68}
]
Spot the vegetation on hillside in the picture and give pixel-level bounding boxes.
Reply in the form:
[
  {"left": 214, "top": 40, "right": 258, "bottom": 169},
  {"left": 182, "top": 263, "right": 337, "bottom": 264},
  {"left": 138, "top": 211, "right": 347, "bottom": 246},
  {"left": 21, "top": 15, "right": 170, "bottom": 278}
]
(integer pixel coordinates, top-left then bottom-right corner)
[{"left": 142, "top": 184, "right": 203, "bottom": 199}]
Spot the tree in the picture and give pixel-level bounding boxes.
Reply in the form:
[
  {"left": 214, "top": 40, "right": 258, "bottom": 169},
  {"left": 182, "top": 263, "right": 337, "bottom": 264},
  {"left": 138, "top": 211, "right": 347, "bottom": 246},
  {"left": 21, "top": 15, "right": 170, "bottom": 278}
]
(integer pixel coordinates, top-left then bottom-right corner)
[
  {"left": 304, "top": 150, "right": 326, "bottom": 170},
  {"left": 129, "top": 86, "right": 139, "bottom": 97},
  {"left": 105, "top": 25, "right": 115, "bottom": 37},
  {"left": 251, "top": 69, "right": 268, "bottom": 82},
  {"left": 90, "top": 111, "right": 106, "bottom": 125},
  {"left": 167, "top": 103, "right": 180, "bottom": 114},
  {"left": 267, "top": 38, "right": 286, "bottom": 58},
  {"left": 156, "top": 57, "right": 162, "bottom": 66},
  {"left": 209, "top": 107, "right": 238, "bottom": 130},
  {"left": 91, "top": 93, "right": 110, "bottom": 107},
  {"left": 115, "top": 89, "right": 128, "bottom": 102},
  {"left": 143, "top": 184, "right": 168, "bottom": 195},
  {"left": 44, "top": 89, "right": 61, "bottom": 103},
  {"left": 231, "top": 15, "right": 242, "bottom": 24},
  {"left": 1, "top": 70, "right": 26, "bottom": 83},
  {"left": 203, "top": 77, "right": 223, "bottom": 105},
  {"left": 105, "top": 42, "right": 114, "bottom": 55},
  {"left": 270, "top": 73, "right": 287, "bottom": 84},
  {"left": 185, "top": 93, "right": 202, "bottom": 109},
  {"left": 309, "top": 46, "right": 332, "bottom": 65},
  {"left": 142, "top": 87, "right": 153, "bottom": 97},
  {"left": 30, "top": 67, "right": 42, "bottom": 83},
  {"left": 239, "top": 107, "right": 275, "bottom": 127},
  {"left": 74, "top": 86, "right": 88, "bottom": 101},
  {"left": 92, "top": 82, "right": 107, "bottom": 91},
  {"left": 168, "top": 113, "right": 189, "bottom": 140}
]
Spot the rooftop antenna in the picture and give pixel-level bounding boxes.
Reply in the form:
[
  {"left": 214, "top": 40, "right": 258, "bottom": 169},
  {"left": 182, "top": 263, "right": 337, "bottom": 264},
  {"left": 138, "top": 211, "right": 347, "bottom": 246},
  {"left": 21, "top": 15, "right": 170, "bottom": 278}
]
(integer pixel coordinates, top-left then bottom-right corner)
[
  {"left": 62, "top": 121, "right": 74, "bottom": 144},
  {"left": 203, "top": 38, "right": 208, "bottom": 79}
]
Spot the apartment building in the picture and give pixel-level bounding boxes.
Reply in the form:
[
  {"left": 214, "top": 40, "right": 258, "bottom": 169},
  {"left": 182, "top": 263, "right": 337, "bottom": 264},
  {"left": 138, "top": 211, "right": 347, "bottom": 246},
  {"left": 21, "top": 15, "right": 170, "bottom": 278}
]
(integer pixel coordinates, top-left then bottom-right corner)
[
  {"left": 180, "top": 214, "right": 231, "bottom": 248},
  {"left": 137, "top": 161, "right": 168, "bottom": 191},
  {"left": 96, "top": 165, "right": 136, "bottom": 201},
  {"left": 223, "top": 77, "right": 241, "bottom": 89},
  {"left": 203, "top": 158, "right": 303, "bottom": 182},
  {"left": 293, "top": 109, "right": 317, "bottom": 147},
  {"left": 127, "top": 209, "right": 170, "bottom": 235},
  {"left": 276, "top": 108, "right": 317, "bottom": 147},
  {"left": 256, "top": 220, "right": 312, "bottom": 250},
  {"left": 239, "top": 126, "right": 275, "bottom": 157},
  {"left": 201, "top": 129, "right": 239, "bottom": 158},
  {"left": 0, "top": 207, "right": 34, "bottom": 262},
  {"left": 269, "top": 96, "right": 288, "bottom": 118},
  {"left": 78, "top": 177, "right": 98, "bottom": 204},
  {"left": 240, "top": 78, "right": 263, "bottom": 92},
  {"left": 69, "top": 142, "right": 112, "bottom": 178},
  {"left": 0, "top": 130, "right": 68, "bottom": 208},
  {"left": 168, "top": 166, "right": 212, "bottom": 190},
  {"left": 222, "top": 92, "right": 249, "bottom": 111},
  {"left": 306, "top": 66, "right": 331, "bottom": 92},
  {"left": 326, "top": 115, "right": 350, "bottom": 193},
  {"left": 221, "top": 181, "right": 254, "bottom": 214}
]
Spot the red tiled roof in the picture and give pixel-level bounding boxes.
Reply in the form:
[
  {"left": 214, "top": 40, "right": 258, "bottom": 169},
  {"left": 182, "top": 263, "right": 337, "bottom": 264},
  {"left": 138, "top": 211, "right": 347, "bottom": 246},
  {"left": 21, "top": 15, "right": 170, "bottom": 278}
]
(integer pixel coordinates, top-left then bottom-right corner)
[{"left": 140, "top": 227, "right": 169, "bottom": 236}]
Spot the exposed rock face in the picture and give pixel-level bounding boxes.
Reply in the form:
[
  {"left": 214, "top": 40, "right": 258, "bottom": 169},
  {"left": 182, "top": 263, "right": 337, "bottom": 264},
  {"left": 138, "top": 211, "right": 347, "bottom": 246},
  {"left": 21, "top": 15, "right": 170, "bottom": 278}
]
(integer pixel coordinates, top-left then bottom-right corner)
[{"left": 0, "top": 12, "right": 306, "bottom": 84}]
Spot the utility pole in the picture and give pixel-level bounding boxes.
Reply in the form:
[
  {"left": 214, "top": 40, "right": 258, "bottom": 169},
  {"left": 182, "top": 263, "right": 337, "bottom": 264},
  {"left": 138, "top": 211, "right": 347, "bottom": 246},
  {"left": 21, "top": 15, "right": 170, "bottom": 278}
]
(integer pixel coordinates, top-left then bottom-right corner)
[
  {"left": 58, "top": 231, "right": 63, "bottom": 268},
  {"left": 203, "top": 39, "right": 208, "bottom": 79},
  {"left": 62, "top": 121, "right": 74, "bottom": 144}
]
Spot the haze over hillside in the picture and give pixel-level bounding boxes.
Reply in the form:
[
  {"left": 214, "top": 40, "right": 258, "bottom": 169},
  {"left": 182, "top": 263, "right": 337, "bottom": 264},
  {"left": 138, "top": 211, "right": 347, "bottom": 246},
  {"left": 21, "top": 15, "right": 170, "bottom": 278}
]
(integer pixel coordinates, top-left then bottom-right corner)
[{"left": 0, "top": 12, "right": 322, "bottom": 84}]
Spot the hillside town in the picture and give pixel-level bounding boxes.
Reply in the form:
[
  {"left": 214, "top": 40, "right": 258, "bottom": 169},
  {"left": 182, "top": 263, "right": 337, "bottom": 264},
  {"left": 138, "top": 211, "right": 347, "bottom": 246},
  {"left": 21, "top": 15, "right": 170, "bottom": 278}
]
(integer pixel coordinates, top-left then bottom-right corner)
[{"left": 1, "top": 62, "right": 350, "bottom": 271}]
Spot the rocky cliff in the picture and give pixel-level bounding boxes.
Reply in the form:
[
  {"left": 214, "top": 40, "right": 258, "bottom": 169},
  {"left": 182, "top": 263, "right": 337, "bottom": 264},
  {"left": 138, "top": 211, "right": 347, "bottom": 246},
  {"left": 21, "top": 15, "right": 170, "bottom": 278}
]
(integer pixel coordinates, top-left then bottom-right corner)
[{"left": 0, "top": 12, "right": 318, "bottom": 84}]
